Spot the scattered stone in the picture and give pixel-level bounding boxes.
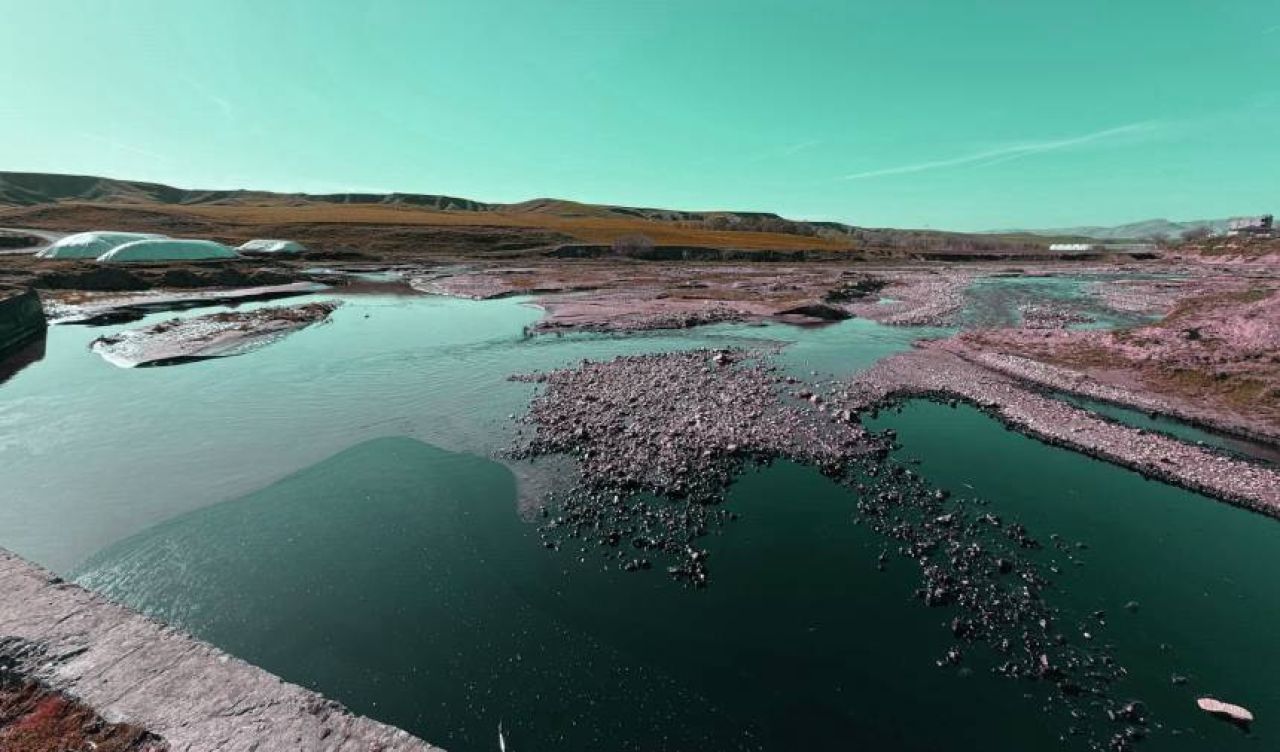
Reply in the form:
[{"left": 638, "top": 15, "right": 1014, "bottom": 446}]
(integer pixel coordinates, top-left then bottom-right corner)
[{"left": 510, "top": 346, "right": 1151, "bottom": 751}]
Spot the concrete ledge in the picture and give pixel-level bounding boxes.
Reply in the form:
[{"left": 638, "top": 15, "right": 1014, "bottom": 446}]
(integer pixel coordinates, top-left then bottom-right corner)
[
  {"left": 0, "top": 288, "right": 46, "bottom": 358},
  {"left": 0, "top": 549, "right": 443, "bottom": 752}
]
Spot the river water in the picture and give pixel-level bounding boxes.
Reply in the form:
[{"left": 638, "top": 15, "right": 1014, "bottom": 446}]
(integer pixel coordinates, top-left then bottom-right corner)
[{"left": 1, "top": 290, "right": 1276, "bottom": 751}]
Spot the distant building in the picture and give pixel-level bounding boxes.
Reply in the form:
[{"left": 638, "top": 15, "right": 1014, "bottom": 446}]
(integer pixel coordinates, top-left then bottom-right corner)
[
  {"left": 1048, "top": 242, "right": 1157, "bottom": 254},
  {"left": 1103, "top": 243, "right": 1157, "bottom": 253},
  {"left": 1226, "top": 215, "right": 1273, "bottom": 237}
]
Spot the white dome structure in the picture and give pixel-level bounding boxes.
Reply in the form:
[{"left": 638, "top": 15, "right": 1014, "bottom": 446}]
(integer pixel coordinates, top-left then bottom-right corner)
[
  {"left": 37, "top": 231, "right": 168, "bottom": 260},
  {"left": 96, "top": 239, "right": 238, "bottom": 263},
  {"left": 238, "top": 239, "right": 306, "bottom": 254}
]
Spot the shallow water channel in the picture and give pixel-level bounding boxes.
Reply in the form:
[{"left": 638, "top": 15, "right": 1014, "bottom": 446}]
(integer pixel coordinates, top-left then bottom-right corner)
[{"left": 1, "top": 291, "right": 1275, "bottom": 750}]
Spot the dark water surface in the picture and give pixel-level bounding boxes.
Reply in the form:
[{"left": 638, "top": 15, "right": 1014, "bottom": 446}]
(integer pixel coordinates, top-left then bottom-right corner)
[{"left": 1, "top": 292, "right": 1275, "bottom": 750}]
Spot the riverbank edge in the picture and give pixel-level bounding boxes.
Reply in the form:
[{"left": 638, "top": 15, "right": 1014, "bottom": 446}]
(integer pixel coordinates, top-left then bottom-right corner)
[
  {"left": 844, "top": 349, "right": 1280, "bottom": 518},
  {"left": 941, "top": 344, "right": 1280, "bottom": 448},
  {"left": 0, "top": 549, "right": 443, "bottom": 752}
]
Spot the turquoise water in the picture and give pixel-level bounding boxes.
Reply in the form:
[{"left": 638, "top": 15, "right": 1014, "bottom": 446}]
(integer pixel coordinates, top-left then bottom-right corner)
[
  {"left": 1, "top": 291, "right": 1276, "bottom": 750},
  {"left": 869, "top": 402, "right": 1280, "bottom": 749},
  {"left": 0, "top": 293, "right": 941, "bottom": 572},
  {"left": 962, "top": 275, "right": 1157, "bottom": 330}
]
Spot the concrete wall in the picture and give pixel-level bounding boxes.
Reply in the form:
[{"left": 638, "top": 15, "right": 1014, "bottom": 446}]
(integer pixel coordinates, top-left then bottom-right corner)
[
  {"left": 0, "top": 549, "right": 444, "bottom": 752},
  {"left": 0, "top": 288, "right": 47, "bottom": 358}
]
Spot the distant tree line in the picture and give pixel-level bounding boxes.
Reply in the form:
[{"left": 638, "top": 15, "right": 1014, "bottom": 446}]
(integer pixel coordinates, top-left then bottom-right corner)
[
  {"left": 679, "top": 215, "right": 1044, "bottom": 251},
  {"left": 681, "top": 215, "right": 820, "bottom": 237},
  {"left": 832, "top": 227, "right": 1046, "bottom": 253}
]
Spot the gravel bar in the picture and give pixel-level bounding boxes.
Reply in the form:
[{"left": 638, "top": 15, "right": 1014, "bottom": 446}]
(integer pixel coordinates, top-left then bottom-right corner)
[{"left": 841, "top": 348, "right": 1280, "bottom": 514}]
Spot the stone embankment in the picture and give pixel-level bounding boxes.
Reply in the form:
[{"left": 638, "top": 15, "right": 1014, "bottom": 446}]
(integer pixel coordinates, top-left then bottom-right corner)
[
  {"left": 0, "top": 288, "right": 47, "bottom": 360},
  {"left": 839, "top": 348, "right": 1280, "bottom": 514},
  {"left": 0, "top": 549, "right": 442, "bottom": 752}
]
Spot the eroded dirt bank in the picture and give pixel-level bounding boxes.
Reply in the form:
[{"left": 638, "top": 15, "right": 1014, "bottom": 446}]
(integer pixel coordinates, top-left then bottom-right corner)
[{"left": 0, "top": 550, "right": 442, "bottom": 752}]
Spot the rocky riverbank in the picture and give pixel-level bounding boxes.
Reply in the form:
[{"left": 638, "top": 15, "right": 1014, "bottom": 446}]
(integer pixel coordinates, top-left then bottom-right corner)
[
  {"left": 839, "top": 347, "right": 1280, "bottom": 513},
  {"left": 0, "top": 549, "right": 441, "bottom": 752},
  {"left": 509, "top": 348, "right": 1151, "bottom": 750},
  {"left": 955, "top": 277, "right": 1280, "bottom": 441},
  {"left": 412, "top": 262, "right": 983, "bottom": 333},
  {"left": 937, "top": 343, "right": 1280, "bottom": 447},
  {"left": 843, "top": 269, "right": 973, "bottom": 326}
]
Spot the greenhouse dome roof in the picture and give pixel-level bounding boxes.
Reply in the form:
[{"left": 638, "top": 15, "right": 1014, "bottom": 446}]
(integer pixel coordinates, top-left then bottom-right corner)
[
  {"left": 36, "top": 231, "right": 168, "bottom": 260},
  {"left": 96, "top": 238, "right": 239, "bottom": 263}
]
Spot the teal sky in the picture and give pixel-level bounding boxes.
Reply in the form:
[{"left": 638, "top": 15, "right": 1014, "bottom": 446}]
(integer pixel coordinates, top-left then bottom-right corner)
[{"left": 2, "top": 0, "right": 1277, "bottom": 230}]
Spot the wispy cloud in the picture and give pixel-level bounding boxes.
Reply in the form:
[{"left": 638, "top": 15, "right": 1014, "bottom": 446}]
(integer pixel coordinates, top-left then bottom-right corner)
[
  {"left": 1264, "top": 24, "right": 1280, "bottom": 34},
  {"left": 835, "top": 121, "right": 1162, "bottom": 181},
  {"left": 78, "top": 132, "right": 169, "bottom": 162},
  {"left": 180, "top": 76, "right": 235, "bottom": 121},
  {"left": 776, "top": 139, "right": 822, "bottom": 157},
  {"left": 737, "top": 138, "right": 823, "bottom": 165}
]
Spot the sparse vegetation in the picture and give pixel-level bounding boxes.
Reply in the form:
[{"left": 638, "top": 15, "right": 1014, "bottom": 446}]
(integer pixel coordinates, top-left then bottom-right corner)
[{"left": 611, "top": 233, "right": 656, "bottom": 256}]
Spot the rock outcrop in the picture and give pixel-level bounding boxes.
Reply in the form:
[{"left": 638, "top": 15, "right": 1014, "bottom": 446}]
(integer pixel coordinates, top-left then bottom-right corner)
[
  {"left": 91, "top": 301, "right": 339, "bottom": 367},
  {"left": 0, "top": 288, "right": 47, "bottom": 360}
]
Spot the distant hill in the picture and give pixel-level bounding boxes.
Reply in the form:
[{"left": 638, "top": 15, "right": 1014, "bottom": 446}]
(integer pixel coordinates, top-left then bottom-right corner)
[
  {"left": 0, "top": 171, "right": 798, "bottom": 224},
  {"left": 1005, "top": 218, "right": 1233, "bottom": 241},
  {"left": 1, "top": 170, "right": 1069, "bottom": 256},
  {"left": 0, "top": 171, "right": 493, "bottom": 212}
]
